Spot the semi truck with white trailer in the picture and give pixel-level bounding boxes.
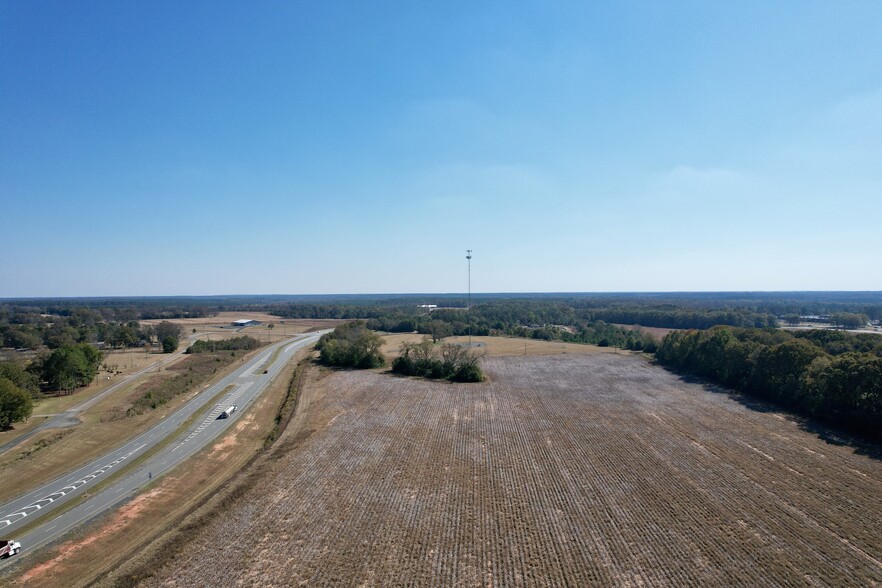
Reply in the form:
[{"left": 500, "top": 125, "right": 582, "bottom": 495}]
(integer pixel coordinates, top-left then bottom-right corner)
[{"left": 218, "top": 404, "right": 238, "bottom": 419}]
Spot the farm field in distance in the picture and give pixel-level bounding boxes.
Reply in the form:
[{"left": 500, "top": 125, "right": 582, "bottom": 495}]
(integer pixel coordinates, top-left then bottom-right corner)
[{"left": 124, "top": 353, "right": 882, "bottom": 587}]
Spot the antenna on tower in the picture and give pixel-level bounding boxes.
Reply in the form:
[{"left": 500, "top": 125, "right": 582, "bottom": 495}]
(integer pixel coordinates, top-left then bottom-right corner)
[{"left": 466, "top": 249, "right": 472, "bottom": 347}]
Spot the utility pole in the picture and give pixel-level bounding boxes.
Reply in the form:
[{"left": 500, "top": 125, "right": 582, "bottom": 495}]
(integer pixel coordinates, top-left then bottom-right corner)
[{"left": 466, "top": 249, "right": 472, "bottom": 347}]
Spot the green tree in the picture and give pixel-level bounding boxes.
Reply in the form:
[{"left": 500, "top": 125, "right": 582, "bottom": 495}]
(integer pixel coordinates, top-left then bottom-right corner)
[
  {"left": 751, "top": 338, "right": 825, "bottom": 406},
  {"left": 392, "top": 338, "right": 483, "bottom": 382},
  {"left": 316, "top": 322, "right": 385, "bottom": 369},
  {"left": 0, "top": 377, "right": 34, "bottom": 430},
  {"left": 161, "top": 336, "right": 177, "bottom": 353},
  {"left": 424, "top": 320, "right": 453, "bottom": 343},
  {"left": 810, "top": 353, "right": 882, "bottom": 431},
  {"left": 2, "top": 327, "right": 42, "bottom": 350},
  {"left": 154, "top": 321, "right": 183, "bottom": 352},
  {"left": 830, "top": 313, "right": 869, "bottom": 330},
  {"left": 0, "top": 361, "right": 40, "bottom": 398},
  {"left": 41, "top": 343, "right": 102, "bottom": 393},
  {"left": 44, "top": 324, "right": 80, "bottom": 349}
]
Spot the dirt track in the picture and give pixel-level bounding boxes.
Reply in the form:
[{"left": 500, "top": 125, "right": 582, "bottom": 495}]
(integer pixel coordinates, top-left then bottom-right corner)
[{"left": 134, "top": 354, "right": 882, "bottom": 587}]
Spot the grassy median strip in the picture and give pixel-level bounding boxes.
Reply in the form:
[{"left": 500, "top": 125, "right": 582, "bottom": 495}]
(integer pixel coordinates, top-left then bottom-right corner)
[
  {"left": 255, "top": 340, "right": 289, "bottom": 374},
  {"left": 7, "top": 383, "right": 237, "bottom": 539}
]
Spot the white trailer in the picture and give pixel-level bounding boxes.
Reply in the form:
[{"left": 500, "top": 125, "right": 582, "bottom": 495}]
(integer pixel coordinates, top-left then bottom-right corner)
[{"left": 218, "top": 405, "right": 238, "bottom": 419}]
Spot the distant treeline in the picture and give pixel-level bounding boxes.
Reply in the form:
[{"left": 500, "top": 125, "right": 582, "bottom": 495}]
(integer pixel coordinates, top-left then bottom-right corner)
[
  {"left": 656, "top": 328, "right": 882, "bottom": 441},
  {"left": 581, "top": 307, "right": 777, "bottom": 329},
  {"left": 273, "top": 304, "right": 395, "bottom": 320},
  {"left": 5, "top": 292, "right": 881, "bottom": 350},
  {"left": 362, "top": 305, "right": 659, "bottom": 351},
  {"left": 0, "top": 303, "right": 186, "bottom": 351},
  {"left": 186, "top": 336, "right": 262, "bottom": 354},
  {"left": 272, "top": 299, "right": 776, "bottom": 338}
]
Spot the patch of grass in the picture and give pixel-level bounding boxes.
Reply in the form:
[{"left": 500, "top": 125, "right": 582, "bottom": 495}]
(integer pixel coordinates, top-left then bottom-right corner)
[
  {"left": 125, "top": 353, "right": 238, "bottom": 417},
  {"left": 15, "top": 429, "right": 73, "bottom": 461},
  {"left": 264, "top": 357, "right": 310, "bottom": 448}
]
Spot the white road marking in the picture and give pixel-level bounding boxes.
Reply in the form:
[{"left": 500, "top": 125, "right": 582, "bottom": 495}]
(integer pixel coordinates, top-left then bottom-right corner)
[
  {"left": 172, "top": 382, "right": 253, "bottom": 451},
  {"left": 0, "top": 443, "right": 146, "bottom": 528}
]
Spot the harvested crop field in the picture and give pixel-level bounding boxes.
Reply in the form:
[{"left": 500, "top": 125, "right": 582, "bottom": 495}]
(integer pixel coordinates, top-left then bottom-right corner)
[{"left": 134, "top": 354, "right": 882, "bottom": 587}]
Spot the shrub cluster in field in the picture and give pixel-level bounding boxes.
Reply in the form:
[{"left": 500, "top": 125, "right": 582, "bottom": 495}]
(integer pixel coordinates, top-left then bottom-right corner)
[
  {"left": 124, "top": 352, "right": 238, "bottom": 418},
  {"left": 186, "top": 336, "right": 262, "bottom": 354},
  {"left": 657, "top": 327, "right": 882, "bottom": 441},
  {"left": 315, "top": 322, "right": 385, "bottom": 369},
  {"left": 392, "top": 338, "right": 484, "bottom": 382}
]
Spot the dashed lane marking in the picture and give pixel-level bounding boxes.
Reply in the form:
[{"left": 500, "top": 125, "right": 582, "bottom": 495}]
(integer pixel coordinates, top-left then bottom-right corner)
[
  {"left": 172, "top": 382, "right": 253, "bottom": 451},
  {"left": 0, "top": 443, "right": 146, "bottom": 528}
]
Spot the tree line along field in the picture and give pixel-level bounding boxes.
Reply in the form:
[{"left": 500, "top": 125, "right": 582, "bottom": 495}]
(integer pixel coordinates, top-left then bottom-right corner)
[{"left": 117, "top": 354, "right": 880, "bottom": 587}]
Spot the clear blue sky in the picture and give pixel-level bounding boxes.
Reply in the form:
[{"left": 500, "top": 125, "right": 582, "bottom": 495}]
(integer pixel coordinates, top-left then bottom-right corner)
[{"left": 2, "top": 1, "right": 881, "bottom": 296}]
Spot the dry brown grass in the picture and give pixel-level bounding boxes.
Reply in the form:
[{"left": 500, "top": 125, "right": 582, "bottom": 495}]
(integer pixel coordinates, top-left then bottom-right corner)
[
  {"left": 115, "top": 354, "right": 882, "bottom": 587},
  {"left": 613, "top": 323, "right": 680, "bottom": 339},
  {"left": 380, "top": 333, "right": 620, "bottom": 360},
  {"left": 7, "top": 349, "right": 313, "bottom": 588}
]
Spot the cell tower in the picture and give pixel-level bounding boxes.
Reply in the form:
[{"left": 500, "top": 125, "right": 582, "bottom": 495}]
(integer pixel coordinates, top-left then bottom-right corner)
[{"left": 466, "top": 249, "right": 472, "bottom": 347}]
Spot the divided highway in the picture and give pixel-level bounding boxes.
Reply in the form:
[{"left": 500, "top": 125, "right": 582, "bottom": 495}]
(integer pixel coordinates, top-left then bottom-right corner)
[
  {"left": 0, "top": 334, "right": 201, "bottom": 455},
  {"left": 0, "top": 331, "right": 324, "bottom": 567}
]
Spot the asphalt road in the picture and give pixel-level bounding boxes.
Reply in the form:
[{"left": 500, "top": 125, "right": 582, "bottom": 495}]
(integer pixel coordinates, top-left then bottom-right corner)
[{"left": 0, "top": 331, "right": 323, "bottom": 568}]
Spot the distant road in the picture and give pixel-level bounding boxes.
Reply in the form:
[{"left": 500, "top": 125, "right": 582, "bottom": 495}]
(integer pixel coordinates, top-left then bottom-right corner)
[{"left": 0, "top": 332, "right": 324, "bottom": 567}]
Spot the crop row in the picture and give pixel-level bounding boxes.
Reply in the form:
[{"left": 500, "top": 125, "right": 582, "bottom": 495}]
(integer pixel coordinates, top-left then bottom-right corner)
[{"left": 140, "top": 354, "right": 882, "bottom": 587}]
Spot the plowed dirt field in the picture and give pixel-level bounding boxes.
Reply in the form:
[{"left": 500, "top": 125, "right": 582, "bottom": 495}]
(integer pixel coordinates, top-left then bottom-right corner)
[{"left": 136, "top": 354, "right": 882, "bottom": 587}]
